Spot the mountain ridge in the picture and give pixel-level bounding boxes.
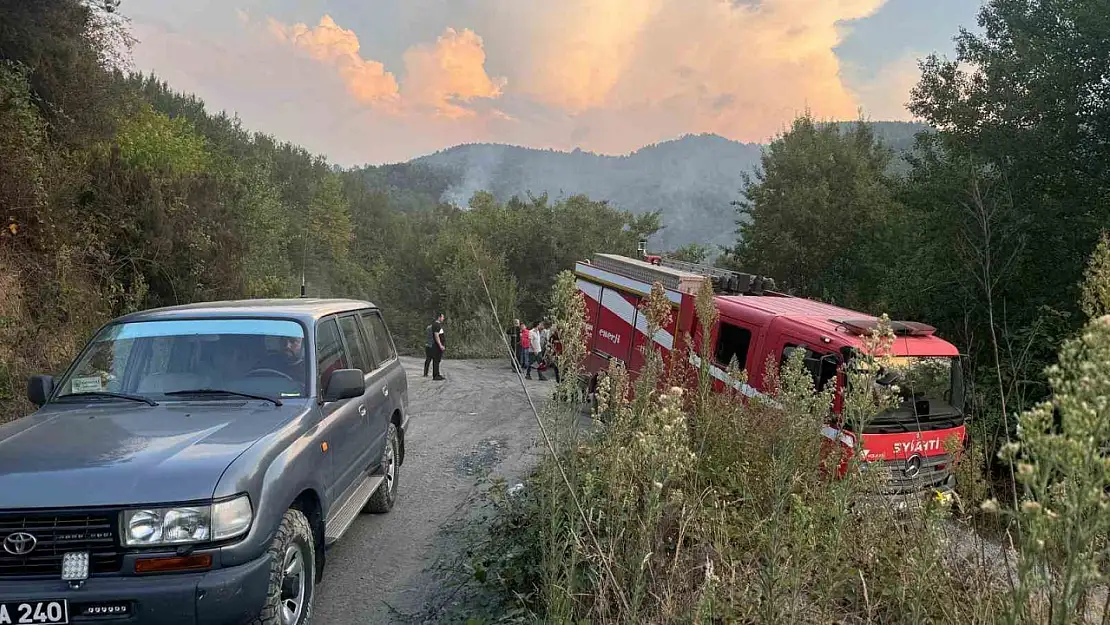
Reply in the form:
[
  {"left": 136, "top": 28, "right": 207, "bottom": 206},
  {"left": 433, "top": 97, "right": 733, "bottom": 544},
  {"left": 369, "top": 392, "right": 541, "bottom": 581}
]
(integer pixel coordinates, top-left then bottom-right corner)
[{"left": 363, "top": 121, "right": 931, "bottom": 250}]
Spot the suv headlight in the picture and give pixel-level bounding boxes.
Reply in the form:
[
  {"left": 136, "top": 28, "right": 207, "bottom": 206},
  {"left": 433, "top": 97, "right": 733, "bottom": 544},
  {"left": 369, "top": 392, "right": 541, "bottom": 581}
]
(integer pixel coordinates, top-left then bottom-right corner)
[{"left": 122, "top": 495, "right": 253, "bottom": 547}]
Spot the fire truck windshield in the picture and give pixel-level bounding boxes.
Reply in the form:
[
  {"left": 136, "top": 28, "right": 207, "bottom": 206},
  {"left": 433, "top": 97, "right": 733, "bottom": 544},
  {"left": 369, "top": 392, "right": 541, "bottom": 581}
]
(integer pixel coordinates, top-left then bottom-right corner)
[{"left": 848, "top": 356, "right": 966, "bottom": 434}]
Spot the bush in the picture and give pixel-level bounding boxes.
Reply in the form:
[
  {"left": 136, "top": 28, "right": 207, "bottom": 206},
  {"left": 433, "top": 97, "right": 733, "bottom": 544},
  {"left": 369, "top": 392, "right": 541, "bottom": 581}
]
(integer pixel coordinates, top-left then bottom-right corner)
[{"left": 460, "top": 272, "right": 1110, "bottom": 624}]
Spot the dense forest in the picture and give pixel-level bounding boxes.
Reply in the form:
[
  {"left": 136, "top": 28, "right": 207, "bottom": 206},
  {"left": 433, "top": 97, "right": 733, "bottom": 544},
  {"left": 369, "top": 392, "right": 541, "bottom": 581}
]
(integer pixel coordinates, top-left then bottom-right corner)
[{"left": 0, "top": 0, "right": 658, "bottom": 421}]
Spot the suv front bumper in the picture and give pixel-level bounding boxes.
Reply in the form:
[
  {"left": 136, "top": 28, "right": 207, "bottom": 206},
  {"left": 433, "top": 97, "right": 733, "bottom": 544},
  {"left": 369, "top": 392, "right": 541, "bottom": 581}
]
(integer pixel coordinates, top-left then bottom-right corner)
[{"left": 0, "top": 551, "right": 270, "bottom": 624}]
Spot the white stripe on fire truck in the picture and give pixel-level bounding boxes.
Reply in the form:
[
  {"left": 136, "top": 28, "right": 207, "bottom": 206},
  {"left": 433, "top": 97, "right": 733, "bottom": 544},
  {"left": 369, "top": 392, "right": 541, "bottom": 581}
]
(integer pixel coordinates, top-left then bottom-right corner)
[
  {"left": 687, "top": 353, "right": 762, "bottom": 398},
  {"left": 575, "top": 263, "right": 684, "bottom": 304},
  {"left": 601, "top": 288, "right": 676, "bottom": 350},
  {"left": 576, "top": 279, "right": 603, "bottom": 302},
  {"left": 686, "top": 354, "right": 856, "bottom": 447},
  {"left": 821, "top": 426, "right": 856, "bottom": 447},
  {"left": 578, "top": 279, "right": 676, "bottom": 350}
]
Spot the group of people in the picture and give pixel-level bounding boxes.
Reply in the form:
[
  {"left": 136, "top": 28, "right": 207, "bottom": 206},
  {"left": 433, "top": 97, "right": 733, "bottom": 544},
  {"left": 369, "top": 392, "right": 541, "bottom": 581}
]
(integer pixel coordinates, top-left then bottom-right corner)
[
  {"left": 422, "top": 312, "right": 562, "bottom": 383},
  {"left": 507, "top": 319, "right": 560, "bottom": 382}
]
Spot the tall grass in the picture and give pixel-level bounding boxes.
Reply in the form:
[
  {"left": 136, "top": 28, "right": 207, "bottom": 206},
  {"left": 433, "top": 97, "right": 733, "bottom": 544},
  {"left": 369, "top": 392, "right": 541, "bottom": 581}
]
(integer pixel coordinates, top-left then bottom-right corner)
[{"left": 464, "top": 265, "right": 1110, "bottom": 624}]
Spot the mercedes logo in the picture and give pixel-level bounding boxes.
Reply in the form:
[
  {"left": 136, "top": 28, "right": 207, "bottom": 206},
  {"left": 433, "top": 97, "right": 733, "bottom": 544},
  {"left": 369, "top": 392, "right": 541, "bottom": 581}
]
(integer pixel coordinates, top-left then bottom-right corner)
[
  {"left": 3, "top": 532, "right": 37, "bottom": 556},
  {"left": 904, "top": 455, "right": 922, "bottom": 479}
]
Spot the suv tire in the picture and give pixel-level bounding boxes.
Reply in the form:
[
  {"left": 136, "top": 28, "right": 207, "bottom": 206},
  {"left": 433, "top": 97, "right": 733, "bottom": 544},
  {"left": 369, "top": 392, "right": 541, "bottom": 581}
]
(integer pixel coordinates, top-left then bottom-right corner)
[
  {"left": 365, "top": 422, "right": 399, "bottom": 513},
  {"left": 252, "top": 508, "right": 316, "bottom": 625}
]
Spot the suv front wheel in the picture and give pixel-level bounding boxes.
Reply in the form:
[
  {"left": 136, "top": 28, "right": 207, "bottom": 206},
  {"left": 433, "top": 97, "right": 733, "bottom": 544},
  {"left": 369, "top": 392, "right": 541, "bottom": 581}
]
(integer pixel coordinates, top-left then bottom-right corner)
[
  {"left": 365, "top": 422, "right": 399, "bottom": 513},
  {"left": 253, "top": 508, "right": 316, "bottom": 625}
]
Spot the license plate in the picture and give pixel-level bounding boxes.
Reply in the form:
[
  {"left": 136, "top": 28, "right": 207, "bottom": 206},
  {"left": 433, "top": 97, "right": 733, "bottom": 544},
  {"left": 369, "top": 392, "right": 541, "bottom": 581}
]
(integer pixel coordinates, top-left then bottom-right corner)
[{"left": 0, "top": 600, "right": 69, "bottom": 624}]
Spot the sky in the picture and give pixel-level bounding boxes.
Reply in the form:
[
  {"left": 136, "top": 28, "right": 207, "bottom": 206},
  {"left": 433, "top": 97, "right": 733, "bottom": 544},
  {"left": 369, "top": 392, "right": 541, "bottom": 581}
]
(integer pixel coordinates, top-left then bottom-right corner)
[{"left": 121, "top": 0, "right": 982, "bottom": 167}]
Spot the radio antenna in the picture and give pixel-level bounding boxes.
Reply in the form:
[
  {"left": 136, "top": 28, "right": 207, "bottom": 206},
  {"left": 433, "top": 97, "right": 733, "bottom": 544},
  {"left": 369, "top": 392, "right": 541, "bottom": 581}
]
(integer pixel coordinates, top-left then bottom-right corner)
[{"left": 299, "top": 206, "right": 310, "bottom": 298}]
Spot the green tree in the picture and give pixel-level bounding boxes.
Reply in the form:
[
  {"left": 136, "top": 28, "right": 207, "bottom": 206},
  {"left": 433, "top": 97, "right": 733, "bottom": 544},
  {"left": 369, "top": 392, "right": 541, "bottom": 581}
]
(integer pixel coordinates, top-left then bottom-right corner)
[
  {"left": 668, "top": 243, "right": 711, "bottom": 264},
  {"left": 904, "top": 0, "right": 1110, "bottom": 412},
  {"left": 114, "top": 104, "right": 209, "bottom": 175},
  {"left": 729, "top": 115, "right": 903, "bottom": 309}
]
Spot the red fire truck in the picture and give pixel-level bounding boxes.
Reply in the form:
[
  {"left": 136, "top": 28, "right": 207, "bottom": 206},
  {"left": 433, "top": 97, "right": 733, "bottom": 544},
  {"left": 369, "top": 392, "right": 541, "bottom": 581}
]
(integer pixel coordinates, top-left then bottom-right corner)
[{"left": 574, "top": 250, "right": 967, "bottom": 496}]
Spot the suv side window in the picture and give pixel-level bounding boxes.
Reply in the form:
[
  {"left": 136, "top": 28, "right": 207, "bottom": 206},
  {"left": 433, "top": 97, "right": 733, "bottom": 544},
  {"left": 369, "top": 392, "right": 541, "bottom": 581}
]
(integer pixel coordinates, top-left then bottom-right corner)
[
  {"left": 714, "top": 322, "right": 752, "bottom": 371},
  {"left": 360, "top": 311, "right": 397, "bottom": 365},
  {"left": 781, "top": 344, "right": 838, "bottom": 391},
  {"left": 316, "top": 318, "right": 349, "bottom": 392},
  {"left": 337, "top": 315, "right": 373, "bottom": 373}
]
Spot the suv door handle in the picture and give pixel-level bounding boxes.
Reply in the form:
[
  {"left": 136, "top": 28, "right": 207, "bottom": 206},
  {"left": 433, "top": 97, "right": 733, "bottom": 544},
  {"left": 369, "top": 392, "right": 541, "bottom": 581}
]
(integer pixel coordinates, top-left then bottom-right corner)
[
  {"left": 358, "top": 404, "right": 367, "bottom": 417},
  {"left": 382, "top": 387, "right": 389, "bottom": 397}
]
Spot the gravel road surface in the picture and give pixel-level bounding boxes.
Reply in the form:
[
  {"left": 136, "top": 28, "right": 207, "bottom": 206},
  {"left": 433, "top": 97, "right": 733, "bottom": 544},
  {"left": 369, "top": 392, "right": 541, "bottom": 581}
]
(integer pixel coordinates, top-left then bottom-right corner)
[{"left": 312, "top": 356, "right": 549, "bottom": 624}]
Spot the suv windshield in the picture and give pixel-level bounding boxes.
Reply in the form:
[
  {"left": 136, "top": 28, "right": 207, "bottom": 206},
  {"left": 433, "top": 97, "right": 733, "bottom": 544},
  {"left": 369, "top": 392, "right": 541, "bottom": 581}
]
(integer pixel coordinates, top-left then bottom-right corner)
[
  {"left": 55, "top": 319, "right": 309, "bottom": 402},
  {"left": 850, "top": 355, "right": 965, "bottom": 434}
]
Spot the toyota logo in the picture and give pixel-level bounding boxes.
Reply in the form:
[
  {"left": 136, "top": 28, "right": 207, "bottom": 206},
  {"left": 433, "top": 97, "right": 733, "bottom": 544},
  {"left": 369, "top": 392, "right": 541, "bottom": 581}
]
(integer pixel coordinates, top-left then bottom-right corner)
[
  {"left": 904, "top": 455, "right": 922, "bottom": 479},
  {"left": 3, "top": 532, "right": 37, "bottom": 556}
]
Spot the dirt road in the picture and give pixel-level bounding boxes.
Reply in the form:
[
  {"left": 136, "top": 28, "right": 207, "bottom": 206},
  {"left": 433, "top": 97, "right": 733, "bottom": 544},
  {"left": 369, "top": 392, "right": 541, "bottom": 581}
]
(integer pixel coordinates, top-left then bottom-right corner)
[{"left": 312, "top": 356, "right": 548, "bottom": 624}]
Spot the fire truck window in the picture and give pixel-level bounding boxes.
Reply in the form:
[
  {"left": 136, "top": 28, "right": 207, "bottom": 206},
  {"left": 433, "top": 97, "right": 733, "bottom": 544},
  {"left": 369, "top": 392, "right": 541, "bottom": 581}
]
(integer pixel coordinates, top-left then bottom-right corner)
[
  {"left": 714, "top": 322, "right": 752, "bottom": 371},
  {"left": 781, "top": 344, "right": 837, "bottom": 391}
]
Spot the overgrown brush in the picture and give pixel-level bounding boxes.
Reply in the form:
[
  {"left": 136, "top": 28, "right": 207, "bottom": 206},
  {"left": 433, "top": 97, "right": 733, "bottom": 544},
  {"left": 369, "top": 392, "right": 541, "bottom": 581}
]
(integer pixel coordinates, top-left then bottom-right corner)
[{"left": 464, "top": 267, "right": 1110, "bottom": 624}]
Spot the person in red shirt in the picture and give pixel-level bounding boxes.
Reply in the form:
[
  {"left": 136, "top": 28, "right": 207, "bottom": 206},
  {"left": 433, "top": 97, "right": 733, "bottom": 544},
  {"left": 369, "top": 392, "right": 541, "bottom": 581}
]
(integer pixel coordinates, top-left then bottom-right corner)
[{"left": 518, "top": 321, "right": 532, "bottom": 378}]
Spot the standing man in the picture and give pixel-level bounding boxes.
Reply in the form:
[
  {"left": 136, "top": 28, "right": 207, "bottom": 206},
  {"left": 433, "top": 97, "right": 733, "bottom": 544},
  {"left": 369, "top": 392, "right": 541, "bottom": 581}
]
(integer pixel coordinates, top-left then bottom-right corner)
[
  {"left": 529, "top": 321, "right": 547, "bottom": 381},
  {"left": 424, "top": 312, "right": 446, "bottom": 380},
  {"left": 544, "top": 323, "right": 561, "bottom": 384},
  {"left": 506, "top": 318, "right": 521, "bottom": 371}
]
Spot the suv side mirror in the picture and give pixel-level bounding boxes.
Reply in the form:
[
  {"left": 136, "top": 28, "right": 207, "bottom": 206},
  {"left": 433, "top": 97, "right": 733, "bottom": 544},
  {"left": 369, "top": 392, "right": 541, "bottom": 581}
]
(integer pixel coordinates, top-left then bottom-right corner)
[
  {"left": 27, "top": 375, "right": 55, "bottom": 407},
  {"left": 322, "top": 369, "right": 365, "bottom": 402}
]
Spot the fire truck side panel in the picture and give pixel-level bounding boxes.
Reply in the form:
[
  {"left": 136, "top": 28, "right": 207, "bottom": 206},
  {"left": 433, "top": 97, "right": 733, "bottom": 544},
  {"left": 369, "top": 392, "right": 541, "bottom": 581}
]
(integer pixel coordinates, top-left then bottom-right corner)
[
  {"left": 623, "top": 291, "right": 647, "bottom": 373},
  {"left": 629, "top": 295, "right": 679, "bottom": 374},
  {"left": 576, "top": 262, "right": 684, "bottom": 381},
  {"left": 576, "top": 279, "right": 608, "bottom": 376},
  {"left": 594, "top": 286, "right": 636, "bottom": 366}
]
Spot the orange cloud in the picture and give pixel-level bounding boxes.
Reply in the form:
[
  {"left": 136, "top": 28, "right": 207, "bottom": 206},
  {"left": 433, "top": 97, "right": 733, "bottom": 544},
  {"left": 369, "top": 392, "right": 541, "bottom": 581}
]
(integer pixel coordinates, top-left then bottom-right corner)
[
  {"left": 268, "top": 15, "right": 506, "bottom": 120},
  {"left": 492, "top": 0, "right": 887, "bottom": 149},
  {"left": 268, "top": 15, "right": 400, "bottom": 107},
  {"left": 128, "top": 0, "right": 923, "bottom": 164},
  {"left": 510, "top": 0, "right": 663, "bottom": 112},
  {"left": 401, "top": 27, "right": 507, "bottom": 119}
]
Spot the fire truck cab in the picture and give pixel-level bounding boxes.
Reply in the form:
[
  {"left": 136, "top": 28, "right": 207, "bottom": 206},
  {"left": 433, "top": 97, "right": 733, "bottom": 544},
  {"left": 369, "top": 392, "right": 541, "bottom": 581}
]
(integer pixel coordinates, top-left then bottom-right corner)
[{"left": 574, "top": 251, "right": 967, "bottom": 497}]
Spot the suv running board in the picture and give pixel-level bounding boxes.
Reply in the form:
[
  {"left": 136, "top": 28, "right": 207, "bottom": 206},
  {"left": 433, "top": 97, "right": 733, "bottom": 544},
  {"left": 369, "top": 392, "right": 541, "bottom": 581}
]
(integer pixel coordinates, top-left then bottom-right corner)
[{"left": 324, "top": 473, "right": 385, "bottom": 546}]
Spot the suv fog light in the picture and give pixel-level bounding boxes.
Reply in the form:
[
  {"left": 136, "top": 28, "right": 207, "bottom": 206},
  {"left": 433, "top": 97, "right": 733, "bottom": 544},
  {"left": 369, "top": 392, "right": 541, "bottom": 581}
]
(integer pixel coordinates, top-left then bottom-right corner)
[{"left": 62, "top": 551, "right": 90, "bottom": 582}]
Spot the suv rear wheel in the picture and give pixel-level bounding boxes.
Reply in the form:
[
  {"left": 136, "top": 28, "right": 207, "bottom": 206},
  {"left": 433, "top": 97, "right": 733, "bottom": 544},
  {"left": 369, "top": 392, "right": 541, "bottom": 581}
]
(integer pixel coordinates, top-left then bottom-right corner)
[
  {"left": 365, "top": 422, "right": 399, "bottom": 513},
  {"left": 253, "top": 508, "right": 316, "bottom": 625}
]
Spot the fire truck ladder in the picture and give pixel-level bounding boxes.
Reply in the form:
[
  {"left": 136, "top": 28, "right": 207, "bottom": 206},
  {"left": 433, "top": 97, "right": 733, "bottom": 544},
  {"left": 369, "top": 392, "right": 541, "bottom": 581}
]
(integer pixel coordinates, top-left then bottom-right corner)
[{"left": 589, "top": 253, "right": 778, "bottom": 296}]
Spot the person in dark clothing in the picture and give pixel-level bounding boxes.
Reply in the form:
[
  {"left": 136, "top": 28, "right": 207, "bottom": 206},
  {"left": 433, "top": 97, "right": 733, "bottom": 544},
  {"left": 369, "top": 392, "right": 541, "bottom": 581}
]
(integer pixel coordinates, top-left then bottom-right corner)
[
  {"left": 506, "top": 319, "right": 521, "bottom": 371},
  {"left": 424, "top": 313, "right": 446, "bottom": 380},
  {"left": 545, "top": 324, "right": 561, "bottom": 384},
  {"left": 252, "top": 335, "right": 308, "bottom": 392}
]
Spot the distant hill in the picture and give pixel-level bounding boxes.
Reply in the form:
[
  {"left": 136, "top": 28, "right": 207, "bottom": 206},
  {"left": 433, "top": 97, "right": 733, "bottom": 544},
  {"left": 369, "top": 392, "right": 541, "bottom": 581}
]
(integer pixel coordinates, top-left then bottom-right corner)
[{"left": 355, "top": 121, "right": 931, "bottom": 251}]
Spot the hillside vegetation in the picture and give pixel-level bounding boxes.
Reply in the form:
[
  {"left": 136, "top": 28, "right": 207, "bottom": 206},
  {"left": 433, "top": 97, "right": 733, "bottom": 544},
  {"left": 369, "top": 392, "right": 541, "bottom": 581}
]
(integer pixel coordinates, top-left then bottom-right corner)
[
  {"left": 400, "top": 121, "right": 928, "bottom": 251},
  {"left": 0, "top": 0, "right": 657, "bottom": 422}
]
